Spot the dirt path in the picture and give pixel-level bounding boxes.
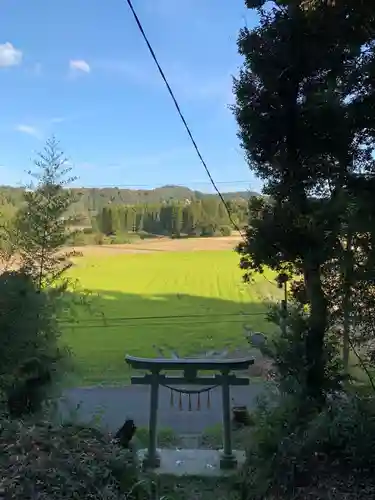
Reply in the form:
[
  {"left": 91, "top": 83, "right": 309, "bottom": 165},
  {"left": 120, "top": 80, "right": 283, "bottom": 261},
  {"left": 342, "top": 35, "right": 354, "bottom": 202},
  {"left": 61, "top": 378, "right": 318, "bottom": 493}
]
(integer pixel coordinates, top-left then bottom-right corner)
[
  {"left": 68, "top": 235, "right": 242, "bottom": 257},
  {"left": 59, "top": 383, "right": 264, "bottom": 434},
  {"left": 0, "top": 236, "right": 242, "bottom": 269}
]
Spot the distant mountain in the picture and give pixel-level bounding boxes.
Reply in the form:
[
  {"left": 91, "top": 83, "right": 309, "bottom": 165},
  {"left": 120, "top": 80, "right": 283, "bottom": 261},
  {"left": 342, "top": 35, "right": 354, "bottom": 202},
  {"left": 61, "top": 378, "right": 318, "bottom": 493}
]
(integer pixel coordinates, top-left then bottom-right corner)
[
  {"left": 0, "top": 184, "right": 258, "bottom": 225},
  {"left": 0, "top": 183, "right": 257, "bottom": 203},
  {"left": 131, "top": 184, "right": 257, "bottom": 202},
  {"left": 220, "top": 190, "right": 259, "bottom": 201}
]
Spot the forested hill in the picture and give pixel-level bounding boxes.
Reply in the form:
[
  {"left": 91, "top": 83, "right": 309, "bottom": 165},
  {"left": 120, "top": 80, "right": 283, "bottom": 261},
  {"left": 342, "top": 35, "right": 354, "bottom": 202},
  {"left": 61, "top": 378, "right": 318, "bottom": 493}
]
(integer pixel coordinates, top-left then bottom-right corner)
[
  {"left": 74, "top": 184, "right": 256, "bottom": 207},
  {"left": 0, "top": 184, "right": 257, "bottom": 216},
  {"left": 0, "top": 184, "right": 257, "bottom": 240}
]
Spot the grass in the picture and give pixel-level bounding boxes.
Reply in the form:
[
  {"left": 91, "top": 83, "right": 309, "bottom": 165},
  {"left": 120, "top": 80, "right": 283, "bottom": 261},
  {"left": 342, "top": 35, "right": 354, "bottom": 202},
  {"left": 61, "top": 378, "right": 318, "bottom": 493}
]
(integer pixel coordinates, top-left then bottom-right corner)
[
  {"left": 135, "top": 427, "right": 180, "bottom": 449},
  {"left": 62, "top": 250, "right": 281, "bottom": 386},
  {"left": 200, "top": 423, "right": 253, "bottom": 451},
  {"left": 154, "top": 475, "right": 240, "bottom": 500}
]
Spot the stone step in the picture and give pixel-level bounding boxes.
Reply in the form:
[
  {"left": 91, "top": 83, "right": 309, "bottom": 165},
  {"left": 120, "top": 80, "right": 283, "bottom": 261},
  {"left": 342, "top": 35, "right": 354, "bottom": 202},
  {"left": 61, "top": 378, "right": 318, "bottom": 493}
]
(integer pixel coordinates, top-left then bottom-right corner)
[
  {"left": 178, "top": 433, "right": 200, "bottom": 448},
  {"left": 138, "top": 448, "right": 246, "bottom": 477}
]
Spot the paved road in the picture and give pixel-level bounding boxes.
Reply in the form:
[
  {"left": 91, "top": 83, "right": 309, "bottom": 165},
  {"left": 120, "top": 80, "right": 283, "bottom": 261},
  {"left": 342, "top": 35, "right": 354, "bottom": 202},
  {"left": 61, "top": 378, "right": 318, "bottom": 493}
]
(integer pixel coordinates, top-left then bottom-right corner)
[{"left": 60, "top": 384, "right": 264, "bottom": 434}]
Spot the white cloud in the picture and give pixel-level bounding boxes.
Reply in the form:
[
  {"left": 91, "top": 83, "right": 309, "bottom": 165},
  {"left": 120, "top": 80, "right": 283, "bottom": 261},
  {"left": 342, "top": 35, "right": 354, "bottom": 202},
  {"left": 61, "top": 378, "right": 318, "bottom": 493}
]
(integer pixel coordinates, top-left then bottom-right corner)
[
  {"left": 0, "top": 42, "right": 22, "bottom": 68},
  {"left": 15, "top": 124, "right": 42, "bottom": 139},
  {"left": 69, "top": 59, "right": 90, "bottom": 74}
]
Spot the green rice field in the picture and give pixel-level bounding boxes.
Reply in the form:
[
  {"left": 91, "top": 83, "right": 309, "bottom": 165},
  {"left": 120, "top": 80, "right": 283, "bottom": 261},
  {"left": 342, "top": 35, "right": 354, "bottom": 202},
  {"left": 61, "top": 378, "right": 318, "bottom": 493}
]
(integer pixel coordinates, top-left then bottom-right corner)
[{"left": 63, "top": 249, "right": 281, "bottom": 386}]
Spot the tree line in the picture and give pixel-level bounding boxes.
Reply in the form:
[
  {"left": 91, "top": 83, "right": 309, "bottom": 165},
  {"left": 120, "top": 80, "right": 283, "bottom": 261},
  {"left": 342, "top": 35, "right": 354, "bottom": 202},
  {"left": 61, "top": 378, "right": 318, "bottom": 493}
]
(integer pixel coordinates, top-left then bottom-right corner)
[
  {"left": 95, "top": 198, "right": 249, "bottom": 237},
  {"left": 0, "top": 184, "right": 253, "bottom": 238}
]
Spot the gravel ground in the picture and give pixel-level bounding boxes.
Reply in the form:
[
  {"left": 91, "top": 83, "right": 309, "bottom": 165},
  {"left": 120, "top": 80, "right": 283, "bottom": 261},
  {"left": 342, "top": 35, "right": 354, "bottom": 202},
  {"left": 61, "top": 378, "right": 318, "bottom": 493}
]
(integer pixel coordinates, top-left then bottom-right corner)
[{"left": 59, "top": 383, "right": 264, "bottom": 434}]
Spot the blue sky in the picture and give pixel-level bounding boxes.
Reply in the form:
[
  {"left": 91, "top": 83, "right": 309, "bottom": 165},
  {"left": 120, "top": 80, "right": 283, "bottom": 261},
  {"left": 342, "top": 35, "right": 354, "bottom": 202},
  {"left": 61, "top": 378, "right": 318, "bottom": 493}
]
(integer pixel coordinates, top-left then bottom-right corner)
[{"left": 0, "top": 0, "right": 261, "bottom": 193}]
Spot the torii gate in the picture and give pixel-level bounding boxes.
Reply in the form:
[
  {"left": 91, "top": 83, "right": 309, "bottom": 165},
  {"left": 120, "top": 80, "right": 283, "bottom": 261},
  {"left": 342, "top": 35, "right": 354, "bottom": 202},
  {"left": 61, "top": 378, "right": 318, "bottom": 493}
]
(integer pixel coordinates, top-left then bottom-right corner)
[{"left": 125, "top": 354, "right": 254, "bottom": 470}]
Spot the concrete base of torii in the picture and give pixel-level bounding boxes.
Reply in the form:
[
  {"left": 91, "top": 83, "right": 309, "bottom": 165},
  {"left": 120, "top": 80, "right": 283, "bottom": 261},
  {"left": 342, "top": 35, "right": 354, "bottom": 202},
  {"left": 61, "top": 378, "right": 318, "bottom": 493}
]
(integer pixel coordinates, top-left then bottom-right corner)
[{"left": 137, "top": 448, "right": 246, "bottom": 477}]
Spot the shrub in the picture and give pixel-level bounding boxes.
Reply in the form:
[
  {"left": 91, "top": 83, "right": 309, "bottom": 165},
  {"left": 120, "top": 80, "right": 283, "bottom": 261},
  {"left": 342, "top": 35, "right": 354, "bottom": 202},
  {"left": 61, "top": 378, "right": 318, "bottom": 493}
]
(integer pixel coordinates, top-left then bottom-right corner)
[
  {"left": 241, "top": 385, "right": 375, "bottom": 499},
  {"left": 0, "top": 139, "right": 88, "bottom": 418},
  {"left": 258, "top": 303, "right": 344, "bottom": 396},
  {"left": 219, "top": 225, "right": 232, "bottom": 236},
  {"left": 0, "top": 271, "right": 67, "bottom": 417},
  {"left": 94, "top": 232, "right": 104, "bottom": 245},
  {"left": 0, "top": 418, "right": 138, "bottom": 499},
  {"left": 106, "top": 233, "right": 139, "bottom": 245},
  {"left": 200, "top": 225, "right": 217, "bottom": 237},
  {"left": 240, "top": 302, "right": 372, "bottom": 499},
  {"left": 137, "top": 231, "right": 157, "bottom": 240},
  {"left": 69, "top": 231, "right": 86, "bottom": 246}
]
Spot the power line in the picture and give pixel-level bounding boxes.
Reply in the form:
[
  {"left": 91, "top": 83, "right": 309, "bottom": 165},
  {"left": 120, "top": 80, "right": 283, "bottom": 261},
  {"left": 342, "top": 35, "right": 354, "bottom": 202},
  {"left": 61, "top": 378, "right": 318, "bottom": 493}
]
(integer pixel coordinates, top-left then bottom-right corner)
[
  {"left": 125, "top": 0, "right": 245, "bottom": 239},
  {"left": 59, "top": 311, "right": 267, "bottom": 325},
  {"left": 73, "top": 180, "right": 255, "bottom": 189},
  {"left": 122, "top": 0, "right": 279, "bottom": 293},
  {"left": 60, "top": 317, "right": 265, "bottom": 330}
]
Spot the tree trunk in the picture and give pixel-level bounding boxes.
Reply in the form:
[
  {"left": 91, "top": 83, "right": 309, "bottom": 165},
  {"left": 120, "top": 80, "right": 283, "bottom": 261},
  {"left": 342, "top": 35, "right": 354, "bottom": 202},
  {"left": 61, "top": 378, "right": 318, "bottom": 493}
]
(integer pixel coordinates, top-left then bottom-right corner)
[
  {"left": 304, "top": 260, "right": 327, "bottom": 404},
  {"left": 342, "top": 290, "right": 350, "bottom": 372},
  {"left": 342, "top": 228, "right": 353, "bottom": 373}
]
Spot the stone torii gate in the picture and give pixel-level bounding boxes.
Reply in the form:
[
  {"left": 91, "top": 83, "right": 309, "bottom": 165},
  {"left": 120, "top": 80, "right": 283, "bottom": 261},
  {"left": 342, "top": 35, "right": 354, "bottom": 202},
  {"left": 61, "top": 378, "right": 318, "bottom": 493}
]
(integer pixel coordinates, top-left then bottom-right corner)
[{"left": 125, "top": 354, "right": 254, "bottom": 472}]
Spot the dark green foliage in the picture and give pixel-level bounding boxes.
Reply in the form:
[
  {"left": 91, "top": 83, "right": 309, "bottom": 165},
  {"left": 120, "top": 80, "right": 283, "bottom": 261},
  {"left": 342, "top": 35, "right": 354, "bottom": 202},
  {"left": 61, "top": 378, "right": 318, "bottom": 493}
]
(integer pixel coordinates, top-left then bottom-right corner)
[
  {"left": 0, "top": 271, "right": 66, "bottom": 417},
  {"left": 261, "top": 304, "right": 344, "bottom": 396},
  {"left": 219, "top": 225, "right": 232, "bottom": 236},
  {"left": 0, "top": 183, "right": 256, "bottom": 233},
  {"left": 0, "top": 138, "right": 84, "bottom": 418},
  {"left": 0, "top": 171, "right": 254, "bottom": 240},
  {"left": 235, "top": 2, "right": 375, "bottom": 496},
  {"left": 95, "top": 199, "right": 248, "bottom": 238},
  {"left": 14, "top": 137, "right": 79, "bottom": 290},
  {"left": 241, "top": 390, "right": 375, "bottom": 499},
  {"left": 241, "top": 297, "right": 372, "bottom": 499},
  {"left": 234, "top": 0, "right": 375, "bottom": 400},
  {"left": 0, "top": 418, "right": 137, "bottom": 499}
]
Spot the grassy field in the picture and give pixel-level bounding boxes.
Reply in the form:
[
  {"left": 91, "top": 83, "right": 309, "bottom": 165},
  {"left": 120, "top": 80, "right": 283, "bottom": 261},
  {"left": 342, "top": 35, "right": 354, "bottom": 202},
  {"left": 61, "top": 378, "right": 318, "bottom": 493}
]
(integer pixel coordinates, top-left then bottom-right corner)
[{"left": 63, "top": 243, "right": 281, "bottom": 386}]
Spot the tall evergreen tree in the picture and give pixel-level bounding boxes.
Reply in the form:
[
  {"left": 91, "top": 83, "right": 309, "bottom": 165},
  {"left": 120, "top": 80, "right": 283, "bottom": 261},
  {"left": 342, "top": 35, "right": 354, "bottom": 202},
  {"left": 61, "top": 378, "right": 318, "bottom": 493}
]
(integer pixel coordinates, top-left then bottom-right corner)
[
  {"left": 234, "top": 0, "right": 375, "bottom": 400},
  {"left": 15, "top": 137, "right": 78, "bottom": 290},
  {"left": 1, "top": 137, "right": 80, "bottom": 416}
]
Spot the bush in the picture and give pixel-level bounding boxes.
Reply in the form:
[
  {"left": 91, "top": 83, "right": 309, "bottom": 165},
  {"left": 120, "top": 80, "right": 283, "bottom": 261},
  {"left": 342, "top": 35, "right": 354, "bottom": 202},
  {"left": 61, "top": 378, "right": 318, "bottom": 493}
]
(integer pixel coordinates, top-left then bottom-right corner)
[
  {"left": 200, "top": 225, "right": 217, "bottom": 237},
  {"left": 69, "top": 231, "right": 86, "bottom": 246},
  {"left": 137, "top": 231, "right": 157, "bottom": 240},
  {"left": 240, "top": 303, "right": 374, "bottom": 499},
  {"left": 241, "top": 389, "right": 375, "bottom": 499},
  {"left": 219, "top": 225, "right": 232, "bottom": 236},
  {"left": 94, "top": 232, "right": 104, "bottom": 245},
  {"left": 258, "top": 303, "right": 344, "bottom": 396},
  {"left": 0, "top": 271, "right": 67, "bottom": 418},
  {"left": 241, "top": 316, "right": 375, "bottom": 500},
  {"left": 0, "top": 418, "right": 138, "bottom": 499},
  {"left": 106, "top": 233, "right": 140, "bottom": 245}
]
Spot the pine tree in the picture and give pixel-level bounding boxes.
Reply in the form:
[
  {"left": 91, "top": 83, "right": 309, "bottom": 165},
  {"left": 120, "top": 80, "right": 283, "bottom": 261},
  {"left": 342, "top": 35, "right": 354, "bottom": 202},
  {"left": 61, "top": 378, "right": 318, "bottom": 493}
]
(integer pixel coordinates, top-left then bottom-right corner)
[
  {"left": 15, "top": 137, "right": 79, "bottom": 290},
  {"left": 1, "top": 137, "right": 80, "bottom": 416}
]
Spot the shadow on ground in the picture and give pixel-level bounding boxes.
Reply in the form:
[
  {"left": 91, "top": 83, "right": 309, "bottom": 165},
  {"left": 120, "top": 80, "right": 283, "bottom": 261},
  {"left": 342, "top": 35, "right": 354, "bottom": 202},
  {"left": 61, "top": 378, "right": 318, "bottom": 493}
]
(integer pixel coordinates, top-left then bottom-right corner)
[{"left": 60, "top": 290, "right": 279, "bottom": 387}]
